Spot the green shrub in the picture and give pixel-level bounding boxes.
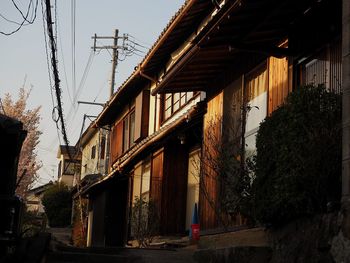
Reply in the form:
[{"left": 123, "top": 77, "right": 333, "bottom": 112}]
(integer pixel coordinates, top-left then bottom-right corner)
[
  {"left": 253, "top": 85, "right": 341, "bottom": 226},
  {"left": 42, "top": 183, "right": 72, "bottom": 227}
]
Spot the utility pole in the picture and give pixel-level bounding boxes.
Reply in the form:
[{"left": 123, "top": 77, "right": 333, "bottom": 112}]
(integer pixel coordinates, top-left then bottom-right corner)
[
  {"left": 92, "top": 29, "right": 120, "bottom": 98},
  {"left": 110, "top": 29, "right": 119, "bottom": 98},
  {"left": 91, "top": 29, "right": 125, "bottom": 175}
]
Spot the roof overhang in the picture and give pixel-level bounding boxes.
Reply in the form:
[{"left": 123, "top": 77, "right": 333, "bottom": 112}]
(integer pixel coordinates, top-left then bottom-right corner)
[
  {"left": 152, "top": 0, "right": 340, "bottom": 95},
  {"left": 95, "top": 0, "right": 216, "bottom": 127}
]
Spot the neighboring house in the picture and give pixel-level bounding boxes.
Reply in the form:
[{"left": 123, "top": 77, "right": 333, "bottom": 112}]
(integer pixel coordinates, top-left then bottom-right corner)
[
  {"left": 80, "top": 0, "right": 342, "bottom": 247},
  {"left": 70, "top": 120, "right": 108, "bottom": 246},
  {"left": 57, "top": 145, "right": 81, "bottom": 188},
  {"left": 26, "top": 182, "right": 53, "bottom": 214},
  {"left": 79, "top": 123, "right": 108, "bottom": 182}
]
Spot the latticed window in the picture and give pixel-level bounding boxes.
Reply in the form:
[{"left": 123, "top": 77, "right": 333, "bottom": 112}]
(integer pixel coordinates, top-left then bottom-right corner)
[
  {"left": 163, "top": 92, "right": 194, "bottom": 121},
  {"left": 122, "top": 110, "right": 136, "bottom": 153},
  {"left": 300, "top": 41, "right": 342, "bottom": 93}
]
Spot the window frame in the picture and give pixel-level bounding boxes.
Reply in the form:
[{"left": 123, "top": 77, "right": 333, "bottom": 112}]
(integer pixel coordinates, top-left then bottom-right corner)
[
  {"left": 122, "top": 108, "right": 136, "bottom": 153},
  {"left": 161, "top": 91, "right": 196, "bottom": 122}
]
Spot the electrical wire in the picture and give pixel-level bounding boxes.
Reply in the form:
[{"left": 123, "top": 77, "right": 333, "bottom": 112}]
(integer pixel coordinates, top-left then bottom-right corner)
[
  {"left": 43, "top": 0, "right": 72, "bottom": 159},
  {"left": 41, "top": 0, "right": 60, "bottom": 150},
  {"left": 0, "top": 12, "right": 30, "bottom": 26},
  {"left": 64, "top": 50, "right": 94, "bottom": 127},
  {"left": 11, "top": 0, "right": 36, "bottom": 24},
  {"left": 71, "top": 0, "right": 76, "bottom": 100},
  {"left": 56, "top": 1, "right": 73, "bottom": 106},
  {"left": 93, "top": 79, "right": 108, "bottom": 102},
  {"left": 0, "top": 0, "right": 38, "bottom": 35},
  {"left": 127, "top": 34, "right": 152, "bottom": 47}
]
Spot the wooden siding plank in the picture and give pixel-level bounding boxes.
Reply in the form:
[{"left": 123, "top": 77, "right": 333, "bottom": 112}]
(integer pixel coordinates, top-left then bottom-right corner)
[
  {"left": 200, "top": 92, "right": 223, "bottom": 230},
  {"left": 150, "top": 150, "right": 164, "bottom": 221},
  {"left": 110, "top": 121, "right": 124, "bottom": 164},
  {"left": 268, "top": 56, "right": 289, "bottom": 114},
  {"left": 161, "top": 142, "right": 188, "bottom": 234}
]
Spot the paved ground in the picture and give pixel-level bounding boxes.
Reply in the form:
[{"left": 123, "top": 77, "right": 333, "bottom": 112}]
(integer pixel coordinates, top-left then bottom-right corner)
[
  {"left": 44, "top": 227, "right": 268, "bottom": 262},
  {"left": 44, "top": 228, "right": 197, "bottom": 263},
  {"left": 45, "top": 246, "right": 196, "bottom": 263},
  {"left": 46, "top": 227, "right": 72, "bottom": 246}
]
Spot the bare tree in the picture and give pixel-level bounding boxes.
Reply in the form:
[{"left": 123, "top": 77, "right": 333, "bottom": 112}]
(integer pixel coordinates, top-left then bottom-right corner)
[
  {"left": 1, "top": 88, "right": 42, "bottom": 198},
  {"left": 195, "top": 102, "right": 254, "bottom": 230}
]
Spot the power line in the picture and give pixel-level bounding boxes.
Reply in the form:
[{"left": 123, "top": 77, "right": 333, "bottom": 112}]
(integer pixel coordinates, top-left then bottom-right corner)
[
  {"left": 0, "top": 0, "right": 38, "bottom": 36},
  {"left": 11, "top": 0, "right": 37, "bottom": 24},
  {"left": 56, "top": 1, "right": 73, "bottom": 107},
  {"left": 41, "top": 0, "right": 61, "bottom": 152},
  {"left": 0, "top": 12, "right": 30, "bottom": 26},
  {"left": 64, "top": 50, "right": 95, "bottom": 127},
  {"left": 71, "top": 0, "right": 76, "bottom": 101},
  {"left": 43, "top": 0, "right": 72, "bottom": 159}
]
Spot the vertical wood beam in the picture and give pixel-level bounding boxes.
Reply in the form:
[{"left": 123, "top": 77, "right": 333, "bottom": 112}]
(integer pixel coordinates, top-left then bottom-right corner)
[{"left": 342, "top": 0, "right": 350, "bottom": 239}]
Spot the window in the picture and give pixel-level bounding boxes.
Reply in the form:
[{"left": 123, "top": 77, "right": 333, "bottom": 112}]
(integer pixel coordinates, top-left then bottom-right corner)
[
  {"left": 100, "top": 137, "right": 106, "bottom": 160},
  {"left": 141, "top": 160, "right": 151, "bottom": 200},
  {"left": 244, "top": 65, "right": 268, "bottom": 157},
  {"left": 300, "top": 41, "right": 342, "bottom": 93},
  {"left": 63, "top": 159, "right": 76, "bottom": 175},
  {"left": 162, "top": 91, "right": 195, "bottom": 121},
  {"left": 132, "top": 159, "right": 151, "bottom": 202},
  {"left": 122, "top": 109, "right": 136, "bottom": 153},
  {"left": 130, "top": 111, "right": 135, "bottom": 146},
  {"left": 58, "top": 161, "right": 62, "bottom": 178},
  {"left": 91, "top": 145, "right": 96, "bottom": 159},
  {"left": 123, "top": 116, "right": 129, "bottom": 152}
]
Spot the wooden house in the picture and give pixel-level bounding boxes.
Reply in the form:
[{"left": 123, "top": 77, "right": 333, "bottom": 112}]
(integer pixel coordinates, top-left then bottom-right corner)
[
  {"left": 82, "top": 0, "right": 342, "bottom": 246},
  {"left": 151, "top": 0, "right": 341, "bottom": 229}
]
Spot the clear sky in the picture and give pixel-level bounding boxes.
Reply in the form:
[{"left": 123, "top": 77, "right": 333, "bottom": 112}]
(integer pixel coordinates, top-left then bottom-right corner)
[{"left": 0, "top": 0, "right": 185, "bottom": 186}]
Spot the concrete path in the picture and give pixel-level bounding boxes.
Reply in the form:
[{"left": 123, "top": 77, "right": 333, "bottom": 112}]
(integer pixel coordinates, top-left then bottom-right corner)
[
  {"left": 46, "top": 227, "right": 72, "bottom": 246},
  {"left": 45, "top": 246, "right": 196, "bottom": 263}
]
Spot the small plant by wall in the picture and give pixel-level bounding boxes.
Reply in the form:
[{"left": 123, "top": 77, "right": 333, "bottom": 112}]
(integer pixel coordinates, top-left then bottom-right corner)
[
  {"left": 253, "top": 85, "right": 342, "bottom": 226},
  {"left": 130, "top": 197, "right": 160, "bottom": 247},
  {"left": 71, "top": 198, "right": 87, "bottom": 247}
]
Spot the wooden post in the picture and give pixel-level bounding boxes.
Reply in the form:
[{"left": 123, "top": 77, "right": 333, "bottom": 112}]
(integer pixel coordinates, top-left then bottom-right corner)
[{"left": 342, "top": 0, "right": 350, "bottom": 239}]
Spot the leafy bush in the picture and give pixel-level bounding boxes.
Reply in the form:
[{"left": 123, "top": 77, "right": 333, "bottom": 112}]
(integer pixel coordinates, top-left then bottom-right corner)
[
  {"left": 253, "top": 85, "right": 341, "bottom": 226},
  {"left": 131, "top": 197, "right": 159, "bottom": 247},
  {"left": 42, "top": 183, "right": 72, "bottom": 227}
]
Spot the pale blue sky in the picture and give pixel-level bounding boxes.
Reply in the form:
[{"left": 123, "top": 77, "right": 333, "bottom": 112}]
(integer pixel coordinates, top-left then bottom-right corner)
[{"left": 0, "top": 0, "right": 184, "bottom": 186}]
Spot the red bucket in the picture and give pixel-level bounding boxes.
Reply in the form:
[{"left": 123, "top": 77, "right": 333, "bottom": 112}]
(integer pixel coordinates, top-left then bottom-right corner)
[{"left": 191, "top": 223, "right": 200, "bottom": 241}]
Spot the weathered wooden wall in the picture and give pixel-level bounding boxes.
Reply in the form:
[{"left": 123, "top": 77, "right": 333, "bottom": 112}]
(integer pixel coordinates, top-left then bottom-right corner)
[
  {"left": 150, "top": 149, "right": 164, "bottom": 220},
  {"left": 110, "top": 121, "right": 123, "bottom": 165},
  {"left": 200, "top": 91, "right": 223, "bottom": 230}
]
